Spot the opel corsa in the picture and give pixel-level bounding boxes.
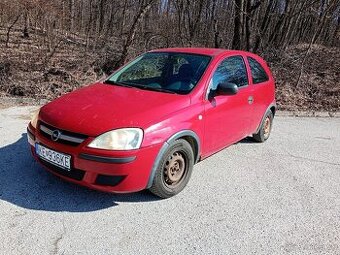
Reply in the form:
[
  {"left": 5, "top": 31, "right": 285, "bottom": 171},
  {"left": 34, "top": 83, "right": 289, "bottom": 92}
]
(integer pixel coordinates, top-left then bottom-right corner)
[{"left": 27, "top": 48, "right": 276, "bottom": 198}]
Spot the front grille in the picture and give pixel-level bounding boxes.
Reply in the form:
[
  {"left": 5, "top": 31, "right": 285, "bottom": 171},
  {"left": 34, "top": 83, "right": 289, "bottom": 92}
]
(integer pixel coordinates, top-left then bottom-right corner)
[
  {"left": 95, "top": 174, "right": 126, "bottom": 187},
  {"left": 39, "top": 121, "right": 88, "bottom": 146},
  {"left": 39, "top": 158, "right": 85, "bottom": 181}
]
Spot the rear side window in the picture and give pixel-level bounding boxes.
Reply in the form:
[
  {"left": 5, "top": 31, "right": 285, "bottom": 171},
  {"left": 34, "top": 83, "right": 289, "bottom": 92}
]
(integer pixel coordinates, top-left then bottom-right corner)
[
  {"left": 248, "top": 57, "right": 269, "bottom": 84},
  {"left": 211, "top": 56, "right": 248, "bottom": 89}
]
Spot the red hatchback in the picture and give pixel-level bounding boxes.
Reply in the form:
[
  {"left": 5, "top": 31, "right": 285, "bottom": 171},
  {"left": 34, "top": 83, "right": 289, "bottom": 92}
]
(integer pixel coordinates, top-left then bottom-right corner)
[{"left": 27, "top": 48, "right": 276, "bottom": 198}]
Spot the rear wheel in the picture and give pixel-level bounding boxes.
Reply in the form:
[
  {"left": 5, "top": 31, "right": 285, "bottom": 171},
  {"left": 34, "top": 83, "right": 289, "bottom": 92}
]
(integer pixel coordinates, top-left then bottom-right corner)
[
  {"left": 253, "top": 111, "right": 274, "bottom": 142},
  {"left": 149, "top": 139, "right": 194, "bottom": 199}
]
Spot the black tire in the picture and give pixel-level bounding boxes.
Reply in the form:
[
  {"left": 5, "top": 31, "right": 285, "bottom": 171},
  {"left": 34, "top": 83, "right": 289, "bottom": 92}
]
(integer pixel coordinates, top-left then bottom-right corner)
[
  {"left": 149, "top": 139, "right": 194, "bottom": 199},
  {"left": 253, "top": 111, "right": 274, "bottom": 143}
]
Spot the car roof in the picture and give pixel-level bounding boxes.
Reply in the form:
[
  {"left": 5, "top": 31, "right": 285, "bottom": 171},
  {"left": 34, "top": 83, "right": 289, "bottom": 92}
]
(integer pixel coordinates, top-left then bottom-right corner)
[{"left": 149, "top": 47, "right": 249, "bottom": 57}]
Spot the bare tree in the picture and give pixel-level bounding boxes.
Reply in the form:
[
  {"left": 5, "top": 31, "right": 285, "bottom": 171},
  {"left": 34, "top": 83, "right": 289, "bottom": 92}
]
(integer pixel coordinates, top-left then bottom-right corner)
[
  {"left": 0, "top": 0, "right": 339, "bottom": 59},
  {"left": 232, "top": 0, "right": 244, "bottom": 50}
]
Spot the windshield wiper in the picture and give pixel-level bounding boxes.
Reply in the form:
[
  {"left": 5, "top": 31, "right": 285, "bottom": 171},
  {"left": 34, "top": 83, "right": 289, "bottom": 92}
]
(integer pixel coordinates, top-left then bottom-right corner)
[
  {"left": 118, "top": 82, "right": 178, "bottom": 94},
  {"left": 104, "top": 80, "right": 134, "bottom": 88},
  {"left": 105, "top": 80, "right": 177, "bottom": 94},
  {"left": 146, "top": 87, "right": 177, "bottom": 94},
  {"left": 133, "top": 84, "right": 177, "bottom": 94}
]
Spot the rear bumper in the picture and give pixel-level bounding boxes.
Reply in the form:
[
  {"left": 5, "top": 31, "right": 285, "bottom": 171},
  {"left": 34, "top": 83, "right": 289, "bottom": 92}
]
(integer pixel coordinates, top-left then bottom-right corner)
[{"left": 27, "top": 125, "right": 161, "bottom": 193}]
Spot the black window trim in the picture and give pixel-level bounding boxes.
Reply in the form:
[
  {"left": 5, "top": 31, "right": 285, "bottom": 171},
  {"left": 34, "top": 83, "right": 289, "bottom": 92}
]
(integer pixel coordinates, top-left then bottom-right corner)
[{"left": 247, "top": 56, "right": 269, "bottom": 85}]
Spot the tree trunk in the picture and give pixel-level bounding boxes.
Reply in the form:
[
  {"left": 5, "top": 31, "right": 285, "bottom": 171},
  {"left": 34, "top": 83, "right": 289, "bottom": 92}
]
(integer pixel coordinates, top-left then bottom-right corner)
[
  {"left": 213, "top": 19, "right": 221, "bottom": 48},
  {"left": 269, "top": 0, "right": 291, "bottom": 47},
  {"left": 6, "top": 14, "right": 22, "bottom": 47},
  {"left": 253, "top": 0, "right": 275, "bottom": 53},
  {"left": 23, "top": 10, "right": 29, "bottom": 38},
  {"left": 69, "top": 0, "right": 75, "bottom": 32},
  {"left": 331, "top": 13, "right": 340, "bottom": 47},
  {"left": 232, "top": 0, "right": 244, "bottom": 50},
  {"left": 244, "top": 0, "right": 251, "bottom": 51},
  {"left": 115, "top": 0, "right": 157, "bottom": 69}
]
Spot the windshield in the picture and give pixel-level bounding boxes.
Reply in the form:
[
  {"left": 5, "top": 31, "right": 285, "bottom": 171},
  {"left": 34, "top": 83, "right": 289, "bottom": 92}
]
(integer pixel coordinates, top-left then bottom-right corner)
[{"left": 105, "top": 52, "right": 211, "bottom": 94}]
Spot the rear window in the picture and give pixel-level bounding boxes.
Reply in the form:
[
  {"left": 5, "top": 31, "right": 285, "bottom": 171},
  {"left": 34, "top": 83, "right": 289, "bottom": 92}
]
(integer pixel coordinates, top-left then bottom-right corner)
[{"left": 248, "top": 57, "right": 269, "bottom": 84}]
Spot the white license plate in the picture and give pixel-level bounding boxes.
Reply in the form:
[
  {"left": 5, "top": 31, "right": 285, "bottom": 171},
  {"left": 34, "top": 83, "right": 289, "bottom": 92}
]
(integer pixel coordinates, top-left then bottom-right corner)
[{"left": 35, "top": 144, "right": 71, "bottom": 171}]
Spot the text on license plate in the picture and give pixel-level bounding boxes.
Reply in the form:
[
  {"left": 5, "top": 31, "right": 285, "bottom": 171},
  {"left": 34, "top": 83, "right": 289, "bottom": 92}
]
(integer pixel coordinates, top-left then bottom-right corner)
[{"left": 35, "top": 144, "right": 71, "bottom": 170}]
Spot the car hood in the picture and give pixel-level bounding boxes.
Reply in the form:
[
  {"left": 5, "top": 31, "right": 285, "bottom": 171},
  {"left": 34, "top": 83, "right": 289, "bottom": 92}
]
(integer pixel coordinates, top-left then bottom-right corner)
[{"left": 40, "top": 82, "right": 190, "bottom": 136}]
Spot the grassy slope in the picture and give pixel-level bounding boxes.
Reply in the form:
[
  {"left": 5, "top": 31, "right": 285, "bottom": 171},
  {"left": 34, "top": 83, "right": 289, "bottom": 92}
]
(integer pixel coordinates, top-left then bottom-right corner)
[
  {"left": 272, "top": 44, "right": 340, "bottom": 111},
  {"left": 1, "top": 28, "right": 339, "bottom": 111}
]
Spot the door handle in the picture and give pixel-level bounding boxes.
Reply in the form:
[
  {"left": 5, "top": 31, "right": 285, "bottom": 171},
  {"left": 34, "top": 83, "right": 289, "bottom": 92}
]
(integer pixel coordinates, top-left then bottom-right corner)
[{"left": 248, "top": 96, "right": 254, "bottom": 104}]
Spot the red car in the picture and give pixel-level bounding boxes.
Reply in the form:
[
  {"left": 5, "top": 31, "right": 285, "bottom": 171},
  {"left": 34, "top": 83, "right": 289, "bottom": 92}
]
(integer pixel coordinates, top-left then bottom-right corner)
[{"left": 27, "top": 48, "right": 276, "bottom": 198}]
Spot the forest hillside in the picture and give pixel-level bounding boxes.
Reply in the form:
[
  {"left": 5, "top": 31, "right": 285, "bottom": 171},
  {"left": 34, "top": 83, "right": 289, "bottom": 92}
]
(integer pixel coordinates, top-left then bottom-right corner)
[{"left": 0, "top": 0, "right": 339, "bottom": 111}]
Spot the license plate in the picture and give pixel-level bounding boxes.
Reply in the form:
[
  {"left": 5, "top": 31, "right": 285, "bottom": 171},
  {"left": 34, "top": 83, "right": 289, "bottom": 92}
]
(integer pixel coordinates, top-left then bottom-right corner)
[{"left": 35, "top": 144, "right": 71, "bottom": 171}]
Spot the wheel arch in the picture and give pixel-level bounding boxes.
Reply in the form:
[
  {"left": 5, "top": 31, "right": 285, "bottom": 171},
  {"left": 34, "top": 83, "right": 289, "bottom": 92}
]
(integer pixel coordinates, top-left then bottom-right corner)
[
  {"left": 270, "top": 105, "right": 276, "bottom": 116},
  {"left": 146, "top": 130, "right": 200, "bottom": 189},
  {"left": 254, "top": 103, "right": 277, "bottom": 134}
]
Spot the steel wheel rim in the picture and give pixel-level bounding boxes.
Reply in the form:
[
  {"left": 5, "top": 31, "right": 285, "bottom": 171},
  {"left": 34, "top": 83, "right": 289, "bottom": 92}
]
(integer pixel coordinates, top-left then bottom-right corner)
[
  {"left": 163, "top": 151, "right": 186, "bottom": 187},
  {"left": 263, "top": 117, "right": 271, "bottom": 139}
]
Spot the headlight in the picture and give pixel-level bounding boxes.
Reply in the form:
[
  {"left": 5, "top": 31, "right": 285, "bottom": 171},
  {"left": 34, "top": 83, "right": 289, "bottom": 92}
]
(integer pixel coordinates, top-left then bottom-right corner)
[
  {"left": 88, "top": 128, "right": 143, "bottom": 150},
  {"left": 30, "top": 108, "right": 40, "bottom": 129}
]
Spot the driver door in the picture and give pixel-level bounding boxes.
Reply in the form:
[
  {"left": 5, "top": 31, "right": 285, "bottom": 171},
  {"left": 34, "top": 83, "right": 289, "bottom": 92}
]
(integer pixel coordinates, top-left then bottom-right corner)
[{"left": 202, "top": 55, "right": 253, "bottom": 156}]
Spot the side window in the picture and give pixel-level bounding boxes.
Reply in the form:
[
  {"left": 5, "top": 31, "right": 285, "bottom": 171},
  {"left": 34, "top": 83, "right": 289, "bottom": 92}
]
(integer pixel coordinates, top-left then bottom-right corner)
[
  {"left": 211, "top": 56, "right": 248, "bottom": 90},
  {"left": 248, "top": 57, "right": 269, "bottom": 84}
]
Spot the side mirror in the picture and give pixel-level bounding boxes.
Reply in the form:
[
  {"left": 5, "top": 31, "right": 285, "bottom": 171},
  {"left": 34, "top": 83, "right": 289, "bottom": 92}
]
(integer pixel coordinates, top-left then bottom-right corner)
[{"left": 210, "top": 82, "right": 238, "bottom": 98}]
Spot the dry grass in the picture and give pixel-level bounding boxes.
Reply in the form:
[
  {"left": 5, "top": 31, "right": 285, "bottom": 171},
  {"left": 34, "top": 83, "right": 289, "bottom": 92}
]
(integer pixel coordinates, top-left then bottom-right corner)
[
  {"left": 271, "top": 44, "right": 340, "bottom": 111},
  {"left": 0, "top": 27, "right": 101, "bottom": 100},
  {"left": 0, "top": 28, "right": 339, "bottom": 111}
]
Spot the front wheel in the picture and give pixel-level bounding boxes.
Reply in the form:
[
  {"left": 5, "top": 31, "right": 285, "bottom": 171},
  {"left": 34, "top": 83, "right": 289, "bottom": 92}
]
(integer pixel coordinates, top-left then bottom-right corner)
[
  {"left": 253, "top": 111, "right": 274, "bottom": 142},
  {"left": 149, "top": 139, "right": 194, "bottom": 199}
]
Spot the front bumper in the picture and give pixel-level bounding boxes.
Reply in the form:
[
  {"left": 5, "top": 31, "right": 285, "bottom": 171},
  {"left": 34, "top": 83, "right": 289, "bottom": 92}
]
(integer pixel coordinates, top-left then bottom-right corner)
[{"left": 27, "top": 124, "right": 161, "bottom": 193}]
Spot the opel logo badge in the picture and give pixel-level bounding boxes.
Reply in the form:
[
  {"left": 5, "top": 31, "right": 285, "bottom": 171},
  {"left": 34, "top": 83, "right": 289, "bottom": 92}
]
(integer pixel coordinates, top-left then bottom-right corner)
[{"left": 51, "top": 130, "right": 61, "bottom": 142}]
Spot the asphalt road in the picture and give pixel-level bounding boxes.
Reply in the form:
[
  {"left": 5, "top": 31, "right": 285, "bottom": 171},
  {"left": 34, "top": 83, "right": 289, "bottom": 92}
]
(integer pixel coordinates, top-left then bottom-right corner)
[{"left": 0, "top": 106, "right": 339, "bottom": 255}]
